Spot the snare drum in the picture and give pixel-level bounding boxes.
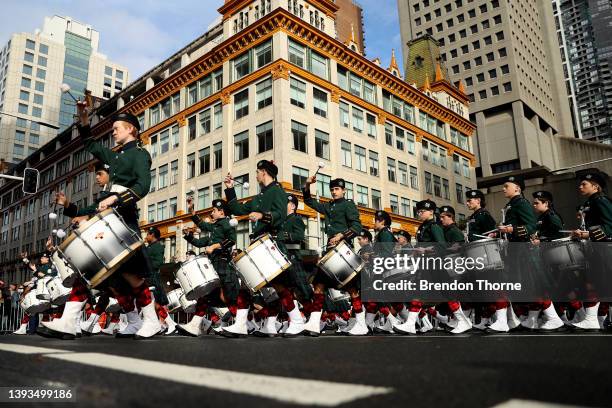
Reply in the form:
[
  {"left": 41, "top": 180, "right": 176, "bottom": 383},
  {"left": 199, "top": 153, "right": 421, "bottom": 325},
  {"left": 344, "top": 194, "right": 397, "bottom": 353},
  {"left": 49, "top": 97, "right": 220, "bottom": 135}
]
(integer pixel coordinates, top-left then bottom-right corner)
[
  {"left": 166, "top": 288, "right": 183, "bottom": 313},
  {"left": 327, "top": 288, "right": 350, "bottom": 304},
  {"left": 35, "top": 277, "right": 52, "bottom": 300},
  {"left": 175, "top": 256, "right": 221, "bottom": 301},
  {"left": 179, "top": 292, "right": 197, "bottom": 313},
  {"left": 317, "top": 241, "right": 364, "bottom": 288},
  {"left": 58, "top": 208, "right": 143, "bottom": 288},
  {"left": 46, "top": 276, "right": 71, "bottom": 305},
  {"left": 542, "top": 237, "right": 587, "bottom": 273},
  {"left": 463, "top": 238, "right": 506, "bottom": 273},
  {"left": 52, "top": 251, "right": 77, "bottom": 287},
  {"left": 233, "top": 234, "right": 291, "bottom": 292},
  {"left": 21, "top": 290, "right": 50, "bottom": 314}
]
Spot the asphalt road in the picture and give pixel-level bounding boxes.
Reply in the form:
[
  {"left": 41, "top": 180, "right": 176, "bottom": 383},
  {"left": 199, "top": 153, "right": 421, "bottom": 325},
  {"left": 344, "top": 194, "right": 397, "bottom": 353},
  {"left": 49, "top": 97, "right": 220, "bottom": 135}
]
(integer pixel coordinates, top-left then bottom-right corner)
[{"left": 0, "top": 331, "right": 611, "bottom": 408}]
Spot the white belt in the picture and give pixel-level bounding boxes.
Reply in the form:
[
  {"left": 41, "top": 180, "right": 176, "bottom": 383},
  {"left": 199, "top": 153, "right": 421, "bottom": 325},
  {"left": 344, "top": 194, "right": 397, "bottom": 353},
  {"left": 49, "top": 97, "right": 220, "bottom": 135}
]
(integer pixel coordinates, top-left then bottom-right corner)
[{"left": 109, "top": 184, "right": 128, "bottom": 193}]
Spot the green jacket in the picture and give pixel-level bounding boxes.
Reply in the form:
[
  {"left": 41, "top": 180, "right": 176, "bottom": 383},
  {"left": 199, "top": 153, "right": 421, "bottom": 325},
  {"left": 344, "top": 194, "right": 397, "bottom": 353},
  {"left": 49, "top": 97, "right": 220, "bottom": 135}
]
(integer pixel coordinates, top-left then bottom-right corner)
[
  {"left": 375, "top": 227, "right": 396, "bottom": 258},
  {"left": 278, "top": 213, "right": 305, "bottom": 244},
  {"left": 226, "top": 182, "right": 286, "bottom": 239},
  {"left": 146, "top": 241, "right": 165, "bottom": 272},
  {"left": 78, "top": 124, "right": 151, "bottom": 229},
  {"left": 185, "top": 216, "right": 236, "bottom": 257},
  {"left": 302, "top": 189, "right": 362, "bottom": 244},
  {"left": 536, "top": 210, "right": 564, "bottom": 241},
  {"left": 64, "top": 190, "right": 112, "bottom": 219},
  {"left": 416, "top": 219, "right": 446, "bottom": 243},
  {"left": 582, "top": 192, "right": 612, "bottom": 241},
  {"left": 503, "top": 195, "right": 537, "bottom": 242},
  {"left": 467, "top": 208, "right": 497, "bottom": 242},
  {"left": 443, "top": 223, "right": 465, "bottom": 243}
]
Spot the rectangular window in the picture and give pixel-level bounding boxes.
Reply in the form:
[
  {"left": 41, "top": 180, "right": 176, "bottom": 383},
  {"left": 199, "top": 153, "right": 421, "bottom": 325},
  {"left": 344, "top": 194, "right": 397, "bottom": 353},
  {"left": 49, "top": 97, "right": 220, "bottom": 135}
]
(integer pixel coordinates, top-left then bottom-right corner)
[
  {"left": 341, "top": 140, "right": 352, "bottom": 167},
  {"left": 425, "top": 172, "right": 432, "bottom": 194},
  {"left": 339, "top": 101, "right": 350, "bottom": 128},
  {"left": 349, "top": 74, "right": 362, "bottom": 97},
  {"left": 433, "top": 175, "right": 441, "bottom": 197},
  {"left": 21, "top": 77, "right": 31, "bottom": 88},
  {"left": 310, "top": 51, "right": 328, "bottom": 79},
  {"left": 316, "top": 173, "right": 331, "bottom": 198},
  {"left": 22, "top": 64, "right": 32, "bottom": 75},
  {"left": 18, "top": 103, "right": 28, "bottom": 114},
  {"left": 385, "top": 123, "right": 394, "bottom": 146},
  {"left": 372, "top": 189, "right": 381, "bottom": 210},
  {"left": 169, "top": 197, "right": 177, "bottom": 217},
  {"left": 292, "top": 166, "right": 308, "bottom": 190},
  {"left": 345, "top": 182, "right": 354, "bottom": 201},
  {"left": 390, "top": 194, "right": 399, "bottom": 214},
  {"left": 352, "top": 107, "right": 364, "bottom": 133},
  {"left": 172, "top": 125, "right": 180, "bottom": 148},
  {"left": 188, "top": 116, "right": 197, "bottom": 141},
  {"left": 315, "top": 129, "right": 329, "bottom": 160},
  {"left": 400, "top": 198, "right": 410, "bottom": 217},
  {"left": 292, "top": 120, "right": 307, "bottom": 153},
  {"left": 364, "top": 80, "right": 376, "bottom": 103},
  {"left": 366, "top": 114, "right": 377, "bottom": 138},
  {"left": 188, "top": 84, "right": 197, "bottom": 106},
  {"left": 33, "top": 94, "right": 43, "bottom": 105},
  {"left": 313, "top": 88, "right": 327, "bottom": 118},
  {"left": 439, "top": 148, "right": 447, "bottom": 168},
  {"left": 197, "top": 187, "right": 211, "bottom": 210},
  {"left": 256, "top": 78, "right": 272, "bottom": 109},
  {"left": 442, "top": 178, "right": 450, "bottom": 200},
  {"left": 387, "top": 157, "right": 397, "bottom": 182},
  {"left": 398, "top": 161, "right": 408, "bottom": 186},
  {"left": 256, "top": 121, "right": 273, "bottom": 153},
  {"left": 290, "top": 77, "right": 306, "bottom": 108},
  {"left": 234, "top": 131, "right": 249, "bottom": 161},
  {"left": 456, "top": 183, "right": 464, "bottom": 203},
  {"left": 233, "top": 52, "right": 250, "bottom": 80},
  {"left": 158, "top": 164, "right": 168, "bottom": 189},
  {"left": 160, "top": 129, "right": 169, "bottom": 154},
  {"left": 32, "top": 107, "right": 42, "bottom": 118},
  {"left": 395, "top": 127, "right": 405, "bottom": 151},
  {"left": 234, "top": 89, "right": 249, "bottom": 119},
  {"left": 337, "top": 66, "right": 348, "bottom": 90},
  {"left": 199, "top": 147, "right": 211, "bottom": 175},
  {"left": 288, "top": 40, "right": 306, "bottom": 68},
  {"left": 213, "top": 103, "right": 223, "bottom": 129},
  {"left": 255, "top": 41, "right": 272, "bottom": 68},
  {"left": 157, "top": 201, "right": 168, "bottom": 221},
  {"left": 24, "top": 51, "right": 34, "bottom": 63},
  {"left": 199, "top": 108, "right": 211, "bottom": 135},
  {"left": 462, "top": 158, "right": 470, "bottom": 178},
  {"left": 213, "top": 142, "right": 222, "bottom": 169},
  {"left": 36, "top": 69, "right": 46, "bottom": 80},
  {"left": 200, "top": 77, "right": 212, "bottom": 100},
  {"left": 407, "top": 132, "right": 415, "bottom": 154},
  {"left": 369, "top": 151, "right": 379, "bottom": 177},
  {"left": 170, "top": 160, "right": 179, "bottom": 185},
  {"left": 19, "top": 90, "right": 29, "bottom": 101},
  {"left": 356, "top": 185, "right": 368, "bottom": 207},
  {"left": 149, "top": 169, "right": 156, "bottom": 192},
  {"left": 148, "top": 205, "right": 155, "bottom": 223},
  {"left": 355, "top": 145, "right": 366, "bottom": 172},
  {"left": 187, "top": 153, "right": 196, "bottom": 178}
]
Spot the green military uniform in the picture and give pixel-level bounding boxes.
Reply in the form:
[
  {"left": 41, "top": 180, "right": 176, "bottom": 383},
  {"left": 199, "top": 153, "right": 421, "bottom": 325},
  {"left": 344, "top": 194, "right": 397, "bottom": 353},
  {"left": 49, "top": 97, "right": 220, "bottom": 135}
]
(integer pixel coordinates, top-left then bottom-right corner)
[
  {"left": 467, "top": 208, "right": 497, "bottom": 242},
  {"left": 145, "top": 240, "right": 168, "bottom": 305},
  {"left": 375, "top": 227, "right": 396, "bottom": 258},
  {"left": 503, "top": 195, "right": 537, "bottom": 242},
  {"left": 416, "top": 219, "right": 446, "bottom": 243},
  {"left": 185, "top": 213, "right": 240, "bottom": 305},
  {"left": 225, "top": 181, "right": 286, "bottom": 240},
  {"left": 302, "top": 194, "right": 362, "bottom": 247},
  {"left": 443, "top": 223, "right": 465, "bottom": 243},
  {"left": 582, "top": 192, "right": 612, "bottom": 241},
  {"left": 535, "top": 211, "right": 564, "bottom": 242},
  {"left": 277, "top": 212, "right": 313, "bottom": 301}
]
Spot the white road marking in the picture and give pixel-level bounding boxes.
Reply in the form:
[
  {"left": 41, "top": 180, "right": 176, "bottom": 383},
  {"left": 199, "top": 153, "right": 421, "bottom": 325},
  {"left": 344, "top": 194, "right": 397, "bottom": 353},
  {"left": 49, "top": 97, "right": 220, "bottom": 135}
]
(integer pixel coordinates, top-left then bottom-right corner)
[
  {"left": 0, "top": 344, "right": 392, "bottom": 406},
  {"left": 491, "top": 399, "right": 585, "bottom": 408}
]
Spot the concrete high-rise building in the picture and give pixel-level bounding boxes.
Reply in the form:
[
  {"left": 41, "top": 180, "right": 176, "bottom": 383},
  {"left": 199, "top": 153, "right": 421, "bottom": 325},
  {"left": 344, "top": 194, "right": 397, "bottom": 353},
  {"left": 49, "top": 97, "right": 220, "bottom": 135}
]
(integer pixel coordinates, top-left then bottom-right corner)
[
  {"left": 397, "top": 0, "right": 575, "bottom": 177},
  {"left": 0, "top": 15, "right": 129, "bottom": 165},
  {"left": 334, "top": 0, "right": 366, "bottom": 53},
  {"left": 0, "top": 0, "right": 477, "bottom": 281},
  {"left": 553, "top": 0, "right": 612, "bottom": 144}
]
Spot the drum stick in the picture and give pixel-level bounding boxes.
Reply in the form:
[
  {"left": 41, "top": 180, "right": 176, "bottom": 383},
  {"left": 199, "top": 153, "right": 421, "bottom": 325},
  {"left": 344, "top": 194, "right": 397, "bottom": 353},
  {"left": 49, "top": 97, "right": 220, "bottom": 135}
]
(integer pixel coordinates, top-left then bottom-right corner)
[
  {"left": 313, "top": 162, "right": 325, "bottom": 178},
  {"left": 559, "top": 230, "right": 575, "bottom": 233},
  {"left": 482, "top": 229, "right": 498, "bottom": 235},
  {"left": 472, "top": 233, "right": 490, "bottom": 239}
]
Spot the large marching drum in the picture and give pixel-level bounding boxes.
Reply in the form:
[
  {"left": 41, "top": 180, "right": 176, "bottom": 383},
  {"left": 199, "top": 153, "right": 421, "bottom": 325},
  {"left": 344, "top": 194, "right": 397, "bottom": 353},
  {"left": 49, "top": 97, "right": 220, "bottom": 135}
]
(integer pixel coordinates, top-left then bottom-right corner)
[
  {"left": 233, "top": 234, "right": 291, "bottom": 292},
  {"left": 317, "top": 241, "right": 365, "bottom": 289},
  {"left": 58, "top": 208, "right": 143, "bottom": 288}
]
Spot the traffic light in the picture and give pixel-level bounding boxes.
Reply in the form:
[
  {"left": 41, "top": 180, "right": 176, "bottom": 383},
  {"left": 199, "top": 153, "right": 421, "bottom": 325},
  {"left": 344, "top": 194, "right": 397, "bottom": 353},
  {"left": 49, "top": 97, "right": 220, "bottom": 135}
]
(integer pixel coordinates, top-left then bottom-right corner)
[{"left": 22, "top": 168, "right": 39, "bottom": 194}]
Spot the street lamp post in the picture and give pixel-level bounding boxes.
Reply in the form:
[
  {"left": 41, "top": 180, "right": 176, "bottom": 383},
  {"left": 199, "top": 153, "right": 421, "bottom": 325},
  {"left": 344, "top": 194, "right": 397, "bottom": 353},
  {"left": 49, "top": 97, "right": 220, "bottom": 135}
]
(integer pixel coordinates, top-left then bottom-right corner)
[{"left": 0, "top": 111, "right": 60, "bottom": 130}]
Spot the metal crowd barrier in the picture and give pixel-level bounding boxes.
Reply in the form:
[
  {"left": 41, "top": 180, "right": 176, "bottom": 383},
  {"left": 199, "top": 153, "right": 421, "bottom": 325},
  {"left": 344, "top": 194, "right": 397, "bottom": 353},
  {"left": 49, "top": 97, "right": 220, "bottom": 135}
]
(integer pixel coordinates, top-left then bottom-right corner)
[{"left": 0, "top": 302, "right": 26, "bottom": 334}]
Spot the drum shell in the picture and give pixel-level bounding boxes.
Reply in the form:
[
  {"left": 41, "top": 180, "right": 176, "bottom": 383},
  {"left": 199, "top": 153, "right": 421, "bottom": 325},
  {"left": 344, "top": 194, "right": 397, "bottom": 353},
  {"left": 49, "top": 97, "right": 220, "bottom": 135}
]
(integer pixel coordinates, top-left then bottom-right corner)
[
  {"left": 179, "top": 293, "right": 196, "bottom": 313},
  {"left": 35, "top": 277, "right": 52, "bottom": 300},
  {"left": 46, "top": 276, "right": 71, "bottom": 305},
  {"left": 176, "top": 256, "right": 220, "bottom": 301},
  {"left": 59, "top": 209, "right": 142, "bottom": 287},
  {"left": 21, "top": 291, "right": 50, "bottom": 314},
  {"left": 52, "top": 252, "right": 76, "bottom": 287},
  {"left": 463, "top": 239, "right": 505, "bottom": 273},
  {"left": 166, "top": 289, "right": 183, "bottom": 313},
  {"left": 317, "top": 241, "right": 364, "bottom": 288},
  {"left": 233, "top": 235, "right": 291, "bottom": 292},
  {"left": 541, "top": 239, "right": 587, "bottom": 273}
]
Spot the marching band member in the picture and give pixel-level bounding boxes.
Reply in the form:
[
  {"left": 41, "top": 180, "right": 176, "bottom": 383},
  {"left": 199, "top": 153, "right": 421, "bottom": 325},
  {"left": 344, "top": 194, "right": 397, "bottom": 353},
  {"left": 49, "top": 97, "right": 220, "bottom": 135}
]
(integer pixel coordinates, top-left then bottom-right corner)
[
  {"left": 222, "top": 159, "right": 287, "bottom": 337},
  {"left": 465, "top": 190, "right": 497, "bottom": 330},
  {"left": 394, "top": 199, "right": 444, "bottom": 335},
  {"left": 357, "top": 229, "right": 380, "bottom": 332},
  {"left": 39, "top": 104, "right": 159, "bottom": 340},
  {"left": 177, "top": 198, "right": 238, "bottom": 337},
  {"left": 301, "top": 177, "right": 362, "bottom": 336},
  {"left": 524, "top": 191, "right": 565, "bottom": 331},
  {"left": 488, "top": 176, "right": 537, "bottom": 333},
  {"left": 438, "top": 205, "right": 472, "bottom": 334},
  {"left": 571, "top": 172, "right": 612, "bottom": 330},
  {"left": 144, "top": 227, "right": 172, "bottom": 333}
]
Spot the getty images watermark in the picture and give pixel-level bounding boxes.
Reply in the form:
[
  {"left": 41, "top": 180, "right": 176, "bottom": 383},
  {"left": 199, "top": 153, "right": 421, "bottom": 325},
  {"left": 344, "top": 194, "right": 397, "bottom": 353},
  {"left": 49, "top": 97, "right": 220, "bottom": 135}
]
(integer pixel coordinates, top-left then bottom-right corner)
[{"left": 360, "top": 242, "right": 612, "bottom": 303}]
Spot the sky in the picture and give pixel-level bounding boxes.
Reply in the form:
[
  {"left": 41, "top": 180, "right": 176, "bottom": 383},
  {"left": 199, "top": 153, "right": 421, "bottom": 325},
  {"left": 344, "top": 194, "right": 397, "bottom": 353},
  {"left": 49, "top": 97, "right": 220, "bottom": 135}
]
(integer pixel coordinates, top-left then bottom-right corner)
[{"left": 0, "top": 0, "right": 402, "bottom": 81}]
